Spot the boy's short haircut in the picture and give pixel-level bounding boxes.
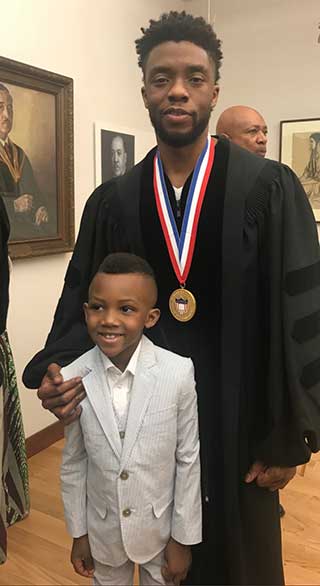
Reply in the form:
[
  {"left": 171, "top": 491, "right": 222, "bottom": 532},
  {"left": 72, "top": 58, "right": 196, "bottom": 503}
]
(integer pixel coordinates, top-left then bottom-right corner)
[
  {"left": 97, "top": 252, "right": 156, "bottom": 283},
  {"left": 135, "top": 10, "right": 223, "bottom": 82}
]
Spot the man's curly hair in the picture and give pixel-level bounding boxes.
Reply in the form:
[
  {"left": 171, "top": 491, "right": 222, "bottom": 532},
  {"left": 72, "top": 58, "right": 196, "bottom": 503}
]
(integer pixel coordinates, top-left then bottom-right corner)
[{"left": 135, "top": 11, "right": 223, "bottom": 82}]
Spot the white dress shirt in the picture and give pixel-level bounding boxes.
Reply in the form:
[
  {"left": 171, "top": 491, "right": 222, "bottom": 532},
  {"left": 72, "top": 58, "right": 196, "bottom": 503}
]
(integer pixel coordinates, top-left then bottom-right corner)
[
  {"left": 98, "top": 340, "right": 141, "bottom": 430},
  {"left": 173, "top": 185, "right": 183, "bottom": 202}
]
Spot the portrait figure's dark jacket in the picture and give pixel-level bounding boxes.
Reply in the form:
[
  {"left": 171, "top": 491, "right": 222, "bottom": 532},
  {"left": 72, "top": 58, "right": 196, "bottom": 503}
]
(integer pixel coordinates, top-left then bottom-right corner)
[
  {"left": 23, "top": 140, "right": 320, "bottom": 585},
  {"left": 0, "top": 140, "right": 46, "bottom": 240}
]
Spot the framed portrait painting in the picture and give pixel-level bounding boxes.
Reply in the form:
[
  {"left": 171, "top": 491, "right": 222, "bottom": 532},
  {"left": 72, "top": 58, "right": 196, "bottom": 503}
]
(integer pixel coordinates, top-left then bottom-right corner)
[
  {"left": 280, "top": 118, "right": 320, "bottom": 220},
  {"left": 94, "top": 122, "right": 155, "bottom": 186},
  {"left": 0, "top": 55, "right": 74, "bottom": 258}
]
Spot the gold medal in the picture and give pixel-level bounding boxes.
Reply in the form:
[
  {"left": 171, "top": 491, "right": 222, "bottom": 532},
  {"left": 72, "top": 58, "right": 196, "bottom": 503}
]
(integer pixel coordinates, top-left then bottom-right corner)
[
  {"left": 154, "top": 136, "right": 215, "bottom": 324},
  {"left": 169, "top": 288, "right": 196, "bottom": 322}
]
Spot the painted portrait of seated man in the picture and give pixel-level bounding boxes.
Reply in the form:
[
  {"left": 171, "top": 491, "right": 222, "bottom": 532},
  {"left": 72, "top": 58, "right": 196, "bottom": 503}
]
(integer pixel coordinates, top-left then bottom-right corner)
[{"left": 0, "top": 82, "right": 49, "bottom": 241}]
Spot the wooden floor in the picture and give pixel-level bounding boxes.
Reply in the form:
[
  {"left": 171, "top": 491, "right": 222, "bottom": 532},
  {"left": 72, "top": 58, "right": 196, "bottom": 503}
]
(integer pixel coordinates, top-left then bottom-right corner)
[
  {"left": 282, "top": 455, "right": 320, "bottom": 584},
  {"left": 0, "top": 440, "right": 319, "bottom": 585}
]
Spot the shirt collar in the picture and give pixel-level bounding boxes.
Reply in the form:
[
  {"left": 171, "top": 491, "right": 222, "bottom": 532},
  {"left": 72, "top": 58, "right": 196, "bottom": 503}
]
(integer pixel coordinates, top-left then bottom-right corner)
[
  {"left": 98, "top": 339, "right": 142, "bottom": 377},
  {"left": 0, "top": 138, "right": 9, "bottom": 147}
]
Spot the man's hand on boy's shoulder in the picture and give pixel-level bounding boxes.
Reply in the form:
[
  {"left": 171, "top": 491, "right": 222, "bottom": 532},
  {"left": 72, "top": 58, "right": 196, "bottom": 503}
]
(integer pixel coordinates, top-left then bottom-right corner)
[
  {"left": 37, "top": 363, "right": 86, "bottom": 425},
  {"left": 162, "top": 537, "right": 192, "bottom": 586},
  {"left": 71, "top": 534, "right": 94, "bottom": 578}
]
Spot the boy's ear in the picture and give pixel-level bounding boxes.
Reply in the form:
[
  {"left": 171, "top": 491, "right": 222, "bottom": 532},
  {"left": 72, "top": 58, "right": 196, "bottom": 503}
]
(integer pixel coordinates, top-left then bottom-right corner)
[
  {"left": 145, "top": 307, "right": 160, "bottom": 329},
  {"left": 83, "top": 302, "right": 89, "bottom": 323}
]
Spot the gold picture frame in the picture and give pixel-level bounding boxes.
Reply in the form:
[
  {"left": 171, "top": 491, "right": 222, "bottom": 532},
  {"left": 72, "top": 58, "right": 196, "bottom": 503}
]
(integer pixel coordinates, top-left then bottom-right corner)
[{"left": 0, "top": 55, "right": 74, "bottom": 258}]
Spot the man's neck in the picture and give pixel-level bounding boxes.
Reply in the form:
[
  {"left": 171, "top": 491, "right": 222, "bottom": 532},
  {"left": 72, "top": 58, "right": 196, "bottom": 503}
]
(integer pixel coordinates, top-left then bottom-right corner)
[
  {"left": 157, "top": 130, "right": 213, "bottom": 188},
  {"left": 0, "top": 135, "right": 9, "bottom": 147}
]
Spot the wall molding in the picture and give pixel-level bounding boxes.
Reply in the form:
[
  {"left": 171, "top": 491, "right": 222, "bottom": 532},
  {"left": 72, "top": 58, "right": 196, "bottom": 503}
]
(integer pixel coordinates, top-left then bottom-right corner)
[{"left": 26, "top": 420, "right": 64, "bottom": 458}]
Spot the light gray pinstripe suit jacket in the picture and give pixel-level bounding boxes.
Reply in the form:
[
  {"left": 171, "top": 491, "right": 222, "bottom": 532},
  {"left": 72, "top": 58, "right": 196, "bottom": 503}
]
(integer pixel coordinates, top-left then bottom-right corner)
[{"left": 60, "top": 335, "right": 202, "bottom": 566}]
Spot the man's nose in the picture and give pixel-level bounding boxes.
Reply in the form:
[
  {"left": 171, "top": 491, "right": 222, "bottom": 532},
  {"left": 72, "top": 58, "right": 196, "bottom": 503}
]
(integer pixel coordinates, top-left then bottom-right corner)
[
  {"left": 168, "top": 78, "right": 189, "bottom": 102},
  {"left": 257, "top": 131, "right": 267, "bottom": 144}
]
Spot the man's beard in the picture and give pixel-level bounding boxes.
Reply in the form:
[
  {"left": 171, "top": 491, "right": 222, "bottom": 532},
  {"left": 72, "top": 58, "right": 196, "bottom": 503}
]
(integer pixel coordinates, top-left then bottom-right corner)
[{"left": 148, "top": 108, "right": 212, "bottom": 148}]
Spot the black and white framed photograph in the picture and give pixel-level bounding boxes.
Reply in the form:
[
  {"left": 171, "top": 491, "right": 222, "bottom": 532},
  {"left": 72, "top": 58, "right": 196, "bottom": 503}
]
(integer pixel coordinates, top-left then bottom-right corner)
[
  {"left": 95, "top": 124, "right": 135, "bottom": 185},
  {"left": 94, "top": 122, "right": 155, "bottom": 187},
  {"left": 0, "top": 55, "right": 74, "bottom": 259}
]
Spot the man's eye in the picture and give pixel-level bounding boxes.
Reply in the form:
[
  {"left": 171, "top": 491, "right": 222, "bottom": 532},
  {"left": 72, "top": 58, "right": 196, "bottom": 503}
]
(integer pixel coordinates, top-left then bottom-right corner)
[
  {"left": 190, "top": 76, "right": 204, "bottom": 84},
  {"left": 153, "top": 76, "right": 168, "bottom": 85}
]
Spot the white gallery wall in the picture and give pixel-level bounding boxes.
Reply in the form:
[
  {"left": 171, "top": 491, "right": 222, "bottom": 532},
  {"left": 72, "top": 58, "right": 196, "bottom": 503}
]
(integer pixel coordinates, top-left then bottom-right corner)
[
  {"left": 4, "top": 0, "right": 207, "bottom": 437},
  {"left": 210, "top": 0, "right": 319, "bottom": 161}
]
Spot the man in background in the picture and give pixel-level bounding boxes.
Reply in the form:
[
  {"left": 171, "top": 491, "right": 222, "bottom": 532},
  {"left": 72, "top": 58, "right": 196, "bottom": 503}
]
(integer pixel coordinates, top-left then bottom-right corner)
[
  {"left": 111, "top": 134, "right": 127, "bottom": 177},
  {"left": 217, "top": 104, "right": 290, "bottom": 519},
  {"left": 0, "top": 83, "right": 48, "bottom": 241},
  {"left": 216, "top": 105, "right": 268, "bottom": 157}
]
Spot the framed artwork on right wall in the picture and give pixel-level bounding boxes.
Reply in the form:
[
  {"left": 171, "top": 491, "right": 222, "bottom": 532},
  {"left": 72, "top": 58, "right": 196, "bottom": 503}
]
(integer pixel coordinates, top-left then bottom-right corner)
[{"left": 280, "top": 118, "right": 320, "bottom": 221}]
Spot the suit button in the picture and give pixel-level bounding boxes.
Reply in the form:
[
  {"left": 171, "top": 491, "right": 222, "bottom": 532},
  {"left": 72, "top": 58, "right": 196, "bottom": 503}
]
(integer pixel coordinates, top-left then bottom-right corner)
[
  {"left": 123, "top": 508, "right": 131, "bottom": 517},
  {"left": 120, "top": 471, "right": 129, "bottom": 480}
]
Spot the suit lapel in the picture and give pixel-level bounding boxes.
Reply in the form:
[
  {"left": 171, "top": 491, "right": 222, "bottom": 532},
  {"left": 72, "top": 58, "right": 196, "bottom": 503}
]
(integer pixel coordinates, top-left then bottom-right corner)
[
  {"left": 120, "top": 336, "right": 158, "bottom": 471},
  {"left": 82, "top": 347, "right": 122, "bottom": 460}
]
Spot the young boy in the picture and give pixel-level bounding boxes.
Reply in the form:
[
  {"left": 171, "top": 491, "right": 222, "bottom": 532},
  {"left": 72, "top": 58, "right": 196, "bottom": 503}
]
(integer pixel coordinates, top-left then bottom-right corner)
[{"left": 60, "top": 252, "right": 201, "bottom": 586}]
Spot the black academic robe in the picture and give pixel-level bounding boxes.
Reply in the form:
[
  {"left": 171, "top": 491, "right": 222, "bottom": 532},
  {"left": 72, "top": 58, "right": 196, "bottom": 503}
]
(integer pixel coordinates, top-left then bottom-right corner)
[
  {"left": 0, "top": 196, "right": 9, "bottom": 388},
  {"left": 23, "top": 139, "right": 320, "bottom": 585}
]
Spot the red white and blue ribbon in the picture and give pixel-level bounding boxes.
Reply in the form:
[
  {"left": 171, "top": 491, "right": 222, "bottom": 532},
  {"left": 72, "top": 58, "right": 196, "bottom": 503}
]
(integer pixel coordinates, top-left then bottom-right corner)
[{"left": 153, "top": 135, "right": 215, "bottom": 285}]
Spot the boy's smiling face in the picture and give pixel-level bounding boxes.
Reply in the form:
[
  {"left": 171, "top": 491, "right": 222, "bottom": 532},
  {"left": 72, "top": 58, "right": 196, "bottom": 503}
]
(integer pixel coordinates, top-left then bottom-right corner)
[{"left": 84, "top": 272, "right": 160, "bottom": 371}]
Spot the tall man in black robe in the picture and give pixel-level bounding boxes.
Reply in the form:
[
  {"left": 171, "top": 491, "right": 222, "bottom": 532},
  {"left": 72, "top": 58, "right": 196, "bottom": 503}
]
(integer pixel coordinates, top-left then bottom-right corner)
[
  {"left": 23, "top": 11, "right": 320, "bottom": 586},
  {"left": 216, "top": 105, "right": 290, "bottom": 520}
]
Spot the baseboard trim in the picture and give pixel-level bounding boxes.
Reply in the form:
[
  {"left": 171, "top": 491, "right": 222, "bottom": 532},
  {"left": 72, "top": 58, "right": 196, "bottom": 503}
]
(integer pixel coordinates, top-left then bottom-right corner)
[{"left": 26, "top": 420, "right": 64, "bottom": 458}]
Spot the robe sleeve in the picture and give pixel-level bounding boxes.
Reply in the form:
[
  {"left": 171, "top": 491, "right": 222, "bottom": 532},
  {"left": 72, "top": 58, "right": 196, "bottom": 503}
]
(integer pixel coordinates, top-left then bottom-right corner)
[
  {"left": 22, "top": 182, "right": 128, "bottom": 388},
  {"left": 254, "top": 164, "right": 320, "bottom": 466}
]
